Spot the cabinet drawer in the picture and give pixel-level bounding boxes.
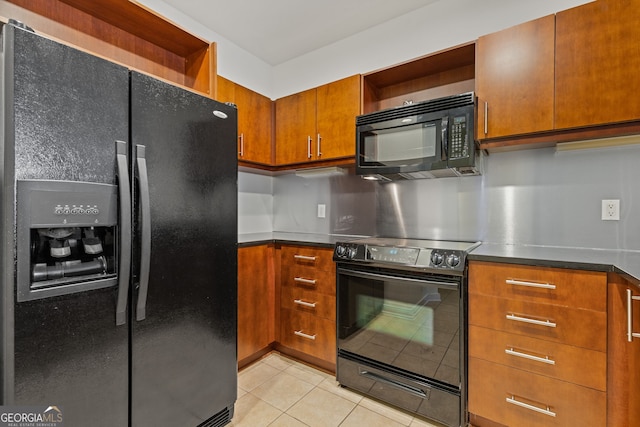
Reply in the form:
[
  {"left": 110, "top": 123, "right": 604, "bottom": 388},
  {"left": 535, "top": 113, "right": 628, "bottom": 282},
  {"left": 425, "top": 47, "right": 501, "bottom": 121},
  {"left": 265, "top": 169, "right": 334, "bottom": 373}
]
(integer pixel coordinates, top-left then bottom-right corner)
[
  {"left": 469, "top": 357, "right": 605, "bottom": 427},
  {"left": 469, "top": 325, "right": 605, "bottom": 391},
  {"left": 281, "top": 245, "right": 335, "bottom": 273},
  {"left": 281, "top": 268, "right": 336, "bottom": 296},
  {"left": 468, "top": 293, "right": 606, "bottom": 352},
  {"left": 280, "top": 308, "right": 336, "bottom": 364},
  {"left": 469, "top": 261, "right": 606, "bottom": 312},
  {"left": 281, "top": 286, "right": 336, "bottom": 320}
]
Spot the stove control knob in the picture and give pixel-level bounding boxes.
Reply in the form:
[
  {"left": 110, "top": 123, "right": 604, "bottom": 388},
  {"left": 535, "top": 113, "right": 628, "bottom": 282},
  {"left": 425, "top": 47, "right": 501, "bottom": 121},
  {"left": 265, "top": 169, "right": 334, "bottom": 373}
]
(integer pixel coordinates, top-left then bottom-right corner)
[
  {"left": 446, "top": 254, "right": 460, "bottom": 267},
  {"left": 335, "top": 245, "right": 347, "bottom": 257},
  {"left": 347, "top": 247, "right": 358, "bottom": 259},
  {"left": 431, "top": 252, "right": 444, "bottom": 266}
]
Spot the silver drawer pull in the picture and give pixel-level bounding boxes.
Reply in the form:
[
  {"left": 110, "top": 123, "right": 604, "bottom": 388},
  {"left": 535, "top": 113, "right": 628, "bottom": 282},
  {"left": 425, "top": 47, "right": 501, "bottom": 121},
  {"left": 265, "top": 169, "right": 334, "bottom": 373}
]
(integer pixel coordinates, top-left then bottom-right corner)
[
  {"left": 627, "top": 289, "right": 640, "bottom": 342},
  {"left": 506, "top": 395, "right": 556, "bottom": 417},
  {"left": 294, "top": 299, "right": 317, "bottom": 308},
  {"left": 506, "top": 279, "right": 556, "bottom": 290},
  {"left": 294, "top": 277, "right": 317, "bottom": 285},
  {"left": 294, "top": 254, "right": 317, "bottom": 261},
  {"left": 505, "top": 348, "right": 555, "bottom": 365},
  {"left": 506, "top": 314, "right": 556, "bottom": 328},
  {"left": 294, "top": 330, "right": 316, "bottom": 340}
]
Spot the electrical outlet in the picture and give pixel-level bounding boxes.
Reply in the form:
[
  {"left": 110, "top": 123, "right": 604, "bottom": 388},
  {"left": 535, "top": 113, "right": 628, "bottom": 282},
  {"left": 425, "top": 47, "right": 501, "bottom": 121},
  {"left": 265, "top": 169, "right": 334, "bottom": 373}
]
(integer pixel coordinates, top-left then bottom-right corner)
[
  {"left": 317, "top": 204, "right": 326, "bottom": 218},
  {"left": 601, "top": 199, "right": 620, "bottom": 221}
]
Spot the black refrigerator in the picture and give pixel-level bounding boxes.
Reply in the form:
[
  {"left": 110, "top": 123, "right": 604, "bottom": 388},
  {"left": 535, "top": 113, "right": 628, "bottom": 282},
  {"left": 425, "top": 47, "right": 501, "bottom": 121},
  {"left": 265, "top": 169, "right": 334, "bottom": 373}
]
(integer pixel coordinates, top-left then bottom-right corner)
[{"left": 0, "top": 22, "right": 237, "bottom": 426}]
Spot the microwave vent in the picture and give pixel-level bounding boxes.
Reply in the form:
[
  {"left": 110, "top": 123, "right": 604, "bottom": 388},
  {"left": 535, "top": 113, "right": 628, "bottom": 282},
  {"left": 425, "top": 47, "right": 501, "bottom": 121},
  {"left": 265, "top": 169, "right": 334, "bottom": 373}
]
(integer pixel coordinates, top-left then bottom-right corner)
[{"left": 357, "top": 92, "right": 474, "bottom": 126}]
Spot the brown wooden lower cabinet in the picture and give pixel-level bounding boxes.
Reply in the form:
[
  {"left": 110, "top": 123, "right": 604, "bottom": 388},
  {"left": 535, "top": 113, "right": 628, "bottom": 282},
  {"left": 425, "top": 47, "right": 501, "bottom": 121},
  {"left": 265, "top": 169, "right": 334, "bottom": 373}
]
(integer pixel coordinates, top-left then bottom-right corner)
[
  {"left": 237, "top": 245, "right": 275, "bottom": 367},
  {"left": 607, "top": 273, "right": 640, "bottom": 427},
  {"left": 468, "top": 325, "right": 606, "bottom": 391},
  {"left": 237, "top": 244, "right": 337, "bottom": 372},
  {"left": 469, "top": 357, "right": 606, "bottom": 427},
  {"left": 279, "top": 308, "right": 336, "bottom": 365},
  {"left": 468, "top": 261, "right": 640, "bottom": 427}
]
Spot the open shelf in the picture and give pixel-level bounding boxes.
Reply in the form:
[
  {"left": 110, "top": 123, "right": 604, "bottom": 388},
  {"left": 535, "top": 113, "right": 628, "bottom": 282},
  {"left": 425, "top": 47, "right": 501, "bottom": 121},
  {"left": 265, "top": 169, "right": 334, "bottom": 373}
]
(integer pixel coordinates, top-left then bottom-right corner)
[
  {"left": 362, "top": 43, "right": 475, "bottom": 114},
  {"left": 0, "top": 0, "right": 215, "bottom": 96}
]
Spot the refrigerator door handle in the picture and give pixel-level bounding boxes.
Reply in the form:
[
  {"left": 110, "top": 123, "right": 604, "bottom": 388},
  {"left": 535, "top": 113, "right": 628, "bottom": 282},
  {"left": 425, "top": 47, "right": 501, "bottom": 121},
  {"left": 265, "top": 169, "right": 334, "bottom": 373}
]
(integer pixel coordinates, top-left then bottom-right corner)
[
  {"left": 135, "top": 144, "right": 151, "bottom": 321},
  {"left": 115, "top": 140, "right": 132, "bottom": 326}
]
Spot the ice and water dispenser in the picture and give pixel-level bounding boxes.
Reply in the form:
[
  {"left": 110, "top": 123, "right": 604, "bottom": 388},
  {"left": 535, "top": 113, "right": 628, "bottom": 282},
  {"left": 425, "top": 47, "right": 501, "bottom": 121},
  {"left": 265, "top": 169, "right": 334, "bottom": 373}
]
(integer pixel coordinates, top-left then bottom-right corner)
[{"left": 16, "top": 180, "right": 119, "bottom": 301}]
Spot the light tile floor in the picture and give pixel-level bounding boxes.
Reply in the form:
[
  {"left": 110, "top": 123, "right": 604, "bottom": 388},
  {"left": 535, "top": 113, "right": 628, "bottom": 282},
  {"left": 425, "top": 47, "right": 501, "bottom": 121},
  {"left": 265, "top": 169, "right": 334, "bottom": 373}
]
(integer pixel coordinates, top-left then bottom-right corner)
[{"left": 231, "top": 352, "right": 445, "bottom": 427}]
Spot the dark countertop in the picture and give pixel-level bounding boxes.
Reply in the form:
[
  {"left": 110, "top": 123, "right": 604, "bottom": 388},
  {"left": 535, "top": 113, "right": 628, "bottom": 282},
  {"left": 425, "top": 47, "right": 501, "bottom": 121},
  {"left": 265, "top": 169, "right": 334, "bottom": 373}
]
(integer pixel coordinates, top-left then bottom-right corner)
[
  {"left": 238, "top": 232, "right": 366, "bottom": 249},
  {"left": 469, "top": 243, "right": 640, "bottom": 286},
  {"left": 238, "top": 233, "right": 640, "bottom": 286}
]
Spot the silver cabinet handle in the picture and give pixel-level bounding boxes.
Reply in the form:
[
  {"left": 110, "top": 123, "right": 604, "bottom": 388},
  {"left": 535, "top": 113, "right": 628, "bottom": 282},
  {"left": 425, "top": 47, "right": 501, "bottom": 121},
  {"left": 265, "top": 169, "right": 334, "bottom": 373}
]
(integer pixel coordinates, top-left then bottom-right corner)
[
  {"left": 484, "top": 101, "right": 488, "bottom": 135},
  {"left": 505, "top": 348, "right": 555, "bottom": 365},
  {"left": 627, "top": 288, "right": 640, "bottom": 342},
  {"left": 307, "top": 135, "right": 312, "bottom": 159},
  {"left": 135, "top": 144, "right": 151, "bottom": 322},
  {"left": 506, "top": 279, "right": 556, "bottom": 290},
  {"left": 115, "top": 141, "right": 132, "bottom": 326},
  {"left": 317, "top": 133, "right": 322, "bottom": 157},
  {"left": 506, "top": 396, "right": 556, "bottom": 417},
  {"left": 506, "top": 314, "right": 556, "bottom": 328},
  {"left": 294, "top": 254, "right": 316, "bottom": 261},
  {"left": 294, "top": 330, "right": 316, "bottom": 340},
  {"left": 238, "top": 133, "right": 244, "bottom": 157},
  {"left": 294, "top": 277, "right": 317, "bottom": 285},
  {"left": 294, "top": 299, "right": 317, "bottom": 308}
]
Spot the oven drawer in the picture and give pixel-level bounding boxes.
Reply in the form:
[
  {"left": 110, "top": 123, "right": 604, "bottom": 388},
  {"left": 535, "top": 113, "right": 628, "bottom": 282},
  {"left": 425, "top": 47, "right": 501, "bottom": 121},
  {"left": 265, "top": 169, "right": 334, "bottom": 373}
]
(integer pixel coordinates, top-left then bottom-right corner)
[
  {"left": 281, "top": 286, "right": 335, "bottom": 320},
  {"left": 281, "top": 267, "right": 336, "bottom": 295},
  {"left": 281, "top": 245, "right": 335, "bottom": 273},
  {"left": 469, "top": 261, "right": 606, "bottom": 311},
  {"left": 280, "top": 308, "right": 336, "bottom": 363},
  {"left": 468, "top": 293, "right": 606, "bottom": 352},
  {"left": 468, "top": 357, "right": 606, "bottom": 427},
  {"left": 338, "top": 355, "right": 460, "bottom": 427},
  {"left": 468, "top": 325, "right": 606, "bottom": 391}
]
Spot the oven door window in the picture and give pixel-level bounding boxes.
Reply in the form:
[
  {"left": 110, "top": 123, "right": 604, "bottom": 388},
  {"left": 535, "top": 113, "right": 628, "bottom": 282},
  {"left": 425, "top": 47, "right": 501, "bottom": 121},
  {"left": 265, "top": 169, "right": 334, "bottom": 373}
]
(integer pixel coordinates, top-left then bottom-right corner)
[
  {"left": 338, "top": 268, "right": 460, "bottom": 386},
  {"left": 360, "top": 122, "right": 439, "bottom": 167}
]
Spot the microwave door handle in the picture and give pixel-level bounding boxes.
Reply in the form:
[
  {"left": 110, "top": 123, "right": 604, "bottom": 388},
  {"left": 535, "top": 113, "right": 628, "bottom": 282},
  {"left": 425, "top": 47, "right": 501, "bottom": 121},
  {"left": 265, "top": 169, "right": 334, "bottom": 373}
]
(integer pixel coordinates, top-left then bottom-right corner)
[{"left": 441, "top": 118, "right": 449, "bottom": 161}]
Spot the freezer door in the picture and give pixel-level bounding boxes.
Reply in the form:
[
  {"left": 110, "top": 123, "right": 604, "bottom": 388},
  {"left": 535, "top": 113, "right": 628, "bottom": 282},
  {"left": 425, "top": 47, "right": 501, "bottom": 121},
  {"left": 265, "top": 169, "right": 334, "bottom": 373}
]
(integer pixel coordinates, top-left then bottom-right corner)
[
  {"left": 3, "top": 24, "right": 129, "bottom": 426},
  {"left": 130, "top": 72, "right": 238, "bottom": 426}
]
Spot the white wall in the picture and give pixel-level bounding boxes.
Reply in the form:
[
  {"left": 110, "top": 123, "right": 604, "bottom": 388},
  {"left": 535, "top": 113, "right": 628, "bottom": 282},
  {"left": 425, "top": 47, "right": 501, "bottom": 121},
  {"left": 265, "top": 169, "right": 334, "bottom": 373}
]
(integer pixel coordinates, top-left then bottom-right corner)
[
  {"left": 139, "top": 0, "right": 590, "bottom": 99},
  {"left": 136, "top": 0, "right": 273, "bottom": 95},
  {"left": 272, "top": 0, "right": 590, "bottom": 98}
]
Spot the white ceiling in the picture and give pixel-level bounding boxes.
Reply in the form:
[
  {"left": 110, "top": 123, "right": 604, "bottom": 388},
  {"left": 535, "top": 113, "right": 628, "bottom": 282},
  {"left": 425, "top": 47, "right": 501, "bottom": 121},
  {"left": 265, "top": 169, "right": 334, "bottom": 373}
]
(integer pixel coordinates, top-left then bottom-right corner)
[{"left": 160, "top": 0, "right": 440, "bottom": 65}]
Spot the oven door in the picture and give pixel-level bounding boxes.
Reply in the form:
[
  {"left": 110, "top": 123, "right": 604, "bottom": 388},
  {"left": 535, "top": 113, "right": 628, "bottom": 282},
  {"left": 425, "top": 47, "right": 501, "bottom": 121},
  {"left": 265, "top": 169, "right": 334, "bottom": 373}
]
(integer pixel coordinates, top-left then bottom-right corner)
[
  {"left": 336, "top": 265, "right": 464, "bottom": 426},
  {"left": 337, "top": 265, "right": 462, "bottom": 387}
]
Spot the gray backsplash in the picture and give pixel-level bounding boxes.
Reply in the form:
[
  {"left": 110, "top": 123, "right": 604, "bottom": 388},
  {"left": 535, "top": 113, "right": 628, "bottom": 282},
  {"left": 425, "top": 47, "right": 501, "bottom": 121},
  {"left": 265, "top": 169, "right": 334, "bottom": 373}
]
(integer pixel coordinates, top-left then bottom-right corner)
[{"left": 246, "top": 143, "right": 640, "bottom": 251}]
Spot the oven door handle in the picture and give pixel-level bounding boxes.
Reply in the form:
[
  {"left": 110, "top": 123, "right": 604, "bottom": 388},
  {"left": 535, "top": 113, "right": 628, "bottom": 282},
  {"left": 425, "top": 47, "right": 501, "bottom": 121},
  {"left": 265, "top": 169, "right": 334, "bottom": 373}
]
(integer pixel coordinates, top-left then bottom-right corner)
[{"left": 337, "top": 268, "right": 459, "bottom": 290}]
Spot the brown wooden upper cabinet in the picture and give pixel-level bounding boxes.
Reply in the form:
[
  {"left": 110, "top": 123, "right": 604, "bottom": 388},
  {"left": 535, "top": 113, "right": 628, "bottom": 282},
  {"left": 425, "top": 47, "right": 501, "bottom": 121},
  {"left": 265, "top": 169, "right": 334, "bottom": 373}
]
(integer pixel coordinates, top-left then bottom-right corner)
[
  {"left": 475, "top": 15, "right": 555, "bottom": 141},
  {"left": 476, "top": 0, "right": 640, "bottom": 147},
  {"left": 555, "top": 0, "right": 640, "bottom": 130},
  {"left": 217, "top": 76, "right": 273, "bottom": 165},
  {"left": 275, "top": 75, "right": 360, "bottom": 166}
]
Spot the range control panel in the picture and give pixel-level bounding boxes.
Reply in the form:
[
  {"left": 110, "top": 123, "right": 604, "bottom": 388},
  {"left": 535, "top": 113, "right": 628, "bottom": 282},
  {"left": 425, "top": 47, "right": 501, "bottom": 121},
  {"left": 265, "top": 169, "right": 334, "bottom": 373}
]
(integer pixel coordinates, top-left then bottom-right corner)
[{"left": 333, "top": 242, "right": 469, "bottom": 272}]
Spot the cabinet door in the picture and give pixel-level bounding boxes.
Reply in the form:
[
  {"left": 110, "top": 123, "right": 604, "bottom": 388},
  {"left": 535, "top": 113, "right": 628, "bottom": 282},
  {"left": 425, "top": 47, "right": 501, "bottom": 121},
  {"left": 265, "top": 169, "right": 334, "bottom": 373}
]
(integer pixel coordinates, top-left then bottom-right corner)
[
  {"left": 556, "top": 1, "right": 640, "bottom": 129},
  {"left": 218, "top": 76, "right": 273, "bottom": 164},
  {"left": 236, "top": 83, "right": 273, "bottom": 164},
  {"left": 316, "top": 75, "right": 360, "bottom": 160},
  {"left": 475, "top": 15, "right": 555, "bottom": 140},
  {"left": 607, "top": 275, "right": 640, "bottom": 427},
  {"left": 238, "top": 245, "right": 274, "bottom": 362},
  {"left": 275, "top": 88, "right": 317, "bottom": 165}
]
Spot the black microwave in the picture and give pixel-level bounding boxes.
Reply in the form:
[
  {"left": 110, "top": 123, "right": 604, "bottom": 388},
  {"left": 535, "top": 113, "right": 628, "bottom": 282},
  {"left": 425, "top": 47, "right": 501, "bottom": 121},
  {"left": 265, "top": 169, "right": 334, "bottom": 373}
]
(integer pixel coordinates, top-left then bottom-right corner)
[{"left": 356, "top": 92, "right": 480, "bottom": 181}]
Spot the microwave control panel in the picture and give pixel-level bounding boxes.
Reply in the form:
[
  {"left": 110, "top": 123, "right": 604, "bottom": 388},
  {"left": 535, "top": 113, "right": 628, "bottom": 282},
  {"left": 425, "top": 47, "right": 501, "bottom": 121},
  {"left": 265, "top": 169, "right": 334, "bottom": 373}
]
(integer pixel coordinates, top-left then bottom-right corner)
[{"left": 449, "top": 115, "right": 468, "bottom": 160}]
